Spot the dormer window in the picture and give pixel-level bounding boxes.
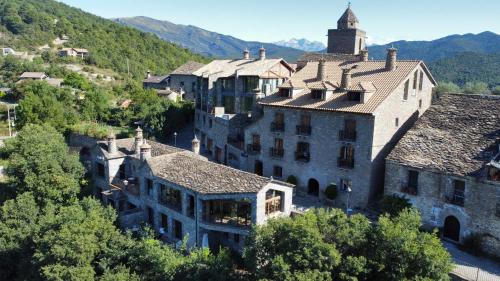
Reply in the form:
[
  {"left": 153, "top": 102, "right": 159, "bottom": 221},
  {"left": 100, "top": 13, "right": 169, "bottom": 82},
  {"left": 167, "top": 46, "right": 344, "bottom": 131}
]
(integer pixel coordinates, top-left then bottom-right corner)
[
  {"left": 311, "top": 90, "right": 323, "bottom": 99},
  {"left": 279, "top": 88, "right": 290, "bottom": 98},
  {"left": 347, "top": 91, "right": 361, "bottom": 102}
]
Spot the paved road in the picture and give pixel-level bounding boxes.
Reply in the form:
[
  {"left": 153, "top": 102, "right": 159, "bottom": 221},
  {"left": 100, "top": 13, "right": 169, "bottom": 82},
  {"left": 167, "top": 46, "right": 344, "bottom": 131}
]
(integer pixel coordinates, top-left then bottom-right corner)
[{"left": 444, "top": 241, "right": 500, "bottom": 281}]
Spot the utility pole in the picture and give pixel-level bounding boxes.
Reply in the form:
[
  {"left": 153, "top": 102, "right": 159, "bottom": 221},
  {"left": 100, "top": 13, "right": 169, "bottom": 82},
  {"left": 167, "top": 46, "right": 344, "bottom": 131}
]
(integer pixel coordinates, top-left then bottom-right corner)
[{"left": 7, "top": 104, "right": 11, "bottom": 137}]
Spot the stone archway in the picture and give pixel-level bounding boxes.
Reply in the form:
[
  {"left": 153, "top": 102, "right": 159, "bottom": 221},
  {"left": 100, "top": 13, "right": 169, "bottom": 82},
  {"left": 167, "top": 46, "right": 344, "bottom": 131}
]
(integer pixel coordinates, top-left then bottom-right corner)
[
  {"left": 308, "top": 178, "right": 320, "bottom": 197},
  {"left": 443, "top": 216, "right": 460, "bottom": 242}
]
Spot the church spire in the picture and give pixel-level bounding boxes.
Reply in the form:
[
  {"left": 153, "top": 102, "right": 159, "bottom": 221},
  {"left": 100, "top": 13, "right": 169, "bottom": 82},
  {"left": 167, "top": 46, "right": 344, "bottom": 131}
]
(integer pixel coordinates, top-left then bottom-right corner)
[{"left": 337, "top": 4, "right": 359, "bottom": 30}]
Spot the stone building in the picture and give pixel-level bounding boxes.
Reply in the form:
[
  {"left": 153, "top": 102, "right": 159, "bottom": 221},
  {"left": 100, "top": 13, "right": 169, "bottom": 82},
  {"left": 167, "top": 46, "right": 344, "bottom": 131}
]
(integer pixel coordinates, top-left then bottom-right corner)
[
  {"left": 90, "top": 128, "right": 293, "bottom": 252},
  {"left": 169, "top": 61, "right": 205, "bottom": 101},
  {"left": 193, "top": 49, "right": 295, "bottom": 168},
  {"left": 385, "top": 94, "right": 500, "bottom": 256},
  {"left": 242, "top": 7, "right": 436, "bottom": 209},
  {"left": 327, "top": 4, "right": 366, "bottom": 55}
]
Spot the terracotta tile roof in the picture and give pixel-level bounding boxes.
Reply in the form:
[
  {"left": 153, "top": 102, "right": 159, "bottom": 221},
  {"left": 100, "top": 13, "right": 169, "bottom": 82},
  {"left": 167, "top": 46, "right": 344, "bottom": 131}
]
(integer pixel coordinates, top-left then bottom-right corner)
[
  {"left": 307, "top": 81, "right": 337, "bottom": 90},
  {"left": 259, "top": 60, "right": 430, "bottom": 114},
  {"left": 387, "top": 93, "right": 500, "bottom": 178},
  {"left": 193, "top": 58, "right": 294, "bottom": 79},
  {"left": 148, "top": 152, "right": 280, "bottom": 194},
  {"left": 170, "top": 61, "right": 205, "bottom": 75}
]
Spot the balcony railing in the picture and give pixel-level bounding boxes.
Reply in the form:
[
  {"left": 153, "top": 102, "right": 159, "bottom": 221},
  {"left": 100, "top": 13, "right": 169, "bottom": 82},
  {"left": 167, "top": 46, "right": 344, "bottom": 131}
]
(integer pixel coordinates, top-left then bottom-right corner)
[
  {"left": 445, "top": 195, "right": 465, "bottom": 207},
  {"left": 295, "top": 151, "right": 310, "bottom": 162},
  {"left": 110, "top": 177, "right": 140, "bottom": 196},
  {"left": 339, "top": 130, "right": 357, "bottom": 142},
  {"left": 271, "top": 122, "right": 285, "bottom": 132},
  {"left": 338, "top": 158, "right": 355, "bottom": 169},
  {"left": 296, "top": 125, "right": 312, "bottom": 136},
  {"left": 247, "top": 143, "right": 261, "bottom": 154},
  {"left": 401, "top": 185, "right": 418, "bottom": 196},
  {"left": 270, "top": 148, "right": 284, "bottom": 159}
]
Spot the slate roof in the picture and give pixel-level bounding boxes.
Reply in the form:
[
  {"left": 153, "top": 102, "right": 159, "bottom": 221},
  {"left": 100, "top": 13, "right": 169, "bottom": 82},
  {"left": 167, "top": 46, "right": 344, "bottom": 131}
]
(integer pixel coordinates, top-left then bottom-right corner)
[
  {"left": 259, "top": 60, "right": 434, "bottom": 114},
  {"left": 298, "top": 53, "right": 361, "bottom": 64},
  {"left": 192, "top": 58, "right": 293, "bottom": 79},
  {"left": 148, "top": 152, "right": 287, "bottom": 195},
  {"left": 143, "top": 75, "right": 169, "bottom": 84},
  {"left": 98, "top": 138, "right": 181, "bottom": 158},
  {"left": 338, "top": 7, "right": 359, "bottom": 27},
  {"left": 19, "top": 72, "right": 47, "bottom": 79},
  {"left": 170, "top": 61, "right": 205, "bottom": 75},
  {"left": 387, "top": 93, "right": 500, "bottom": 178}
]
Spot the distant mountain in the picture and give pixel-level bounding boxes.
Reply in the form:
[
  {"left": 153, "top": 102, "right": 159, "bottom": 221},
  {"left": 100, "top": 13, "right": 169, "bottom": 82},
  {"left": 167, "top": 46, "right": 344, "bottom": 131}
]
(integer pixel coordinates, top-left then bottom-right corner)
[
  {"left": 114, "top": 16, "right": 304, "bottom": 62},
  {"left": 274, "top": 38, "right": 326, "bottom": 52},
  {"left": 368, "top": 32, "right": 500, "bottom": 62}
]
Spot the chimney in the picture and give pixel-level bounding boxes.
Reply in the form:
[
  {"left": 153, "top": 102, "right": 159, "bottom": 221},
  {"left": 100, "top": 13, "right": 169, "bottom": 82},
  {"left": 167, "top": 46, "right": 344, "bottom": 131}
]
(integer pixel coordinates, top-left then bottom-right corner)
[
  {"left": 385, "top": 48, "right": 397, "bottom": 71},
  {"left": 192, "top": 135, "right": 200, "bottom": 155},
  {"left": 243, "top": 48, "right": 250, "bottom": 59},
  {"left": 134, "top": 127, "right": 144, "bottom": 155},
  {"left": 359, "top": 49, "right": 369, "bottom": 62},
  {"left": 140, "top": 141, "right": 152, "bottom": 161},
  {"left": 341, "top": 68, "right": 352, "bottom": 89},
  {"left": 317, "top": 59, "right": 326, "bottom": 81},
  {"left": 146, "top": 70, "right": 151, "bottom": 79},
  {"left": 259, "top": 46, "right": 266, "bottom": 60},
  {"left": 107, "top": 132, "right": 117, "bottom": 155}
]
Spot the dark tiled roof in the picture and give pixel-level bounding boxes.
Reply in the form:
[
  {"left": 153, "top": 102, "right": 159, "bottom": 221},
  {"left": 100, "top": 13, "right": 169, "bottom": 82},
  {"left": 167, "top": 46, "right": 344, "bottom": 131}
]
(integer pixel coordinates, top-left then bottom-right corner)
[
  {"left": 170, "top": 61, "right": 205, "bottom": 75},
  {"left": 143, "top": 75, "right": 169, "bottom": 84},
  {"left": 338, "top": 7, "right": 359, "bottom": 26},
  {"left": 148, "top": 152, "right": 286, "bottom": 194},
  {"left": 298, "top": 52, "right": 361, "bottom": 64},
  {"left": 99, "top": 138, "right": 181, "bottom": 158},
  {"left": 387, "top": 93, "right": 500, "bottom": 177}
]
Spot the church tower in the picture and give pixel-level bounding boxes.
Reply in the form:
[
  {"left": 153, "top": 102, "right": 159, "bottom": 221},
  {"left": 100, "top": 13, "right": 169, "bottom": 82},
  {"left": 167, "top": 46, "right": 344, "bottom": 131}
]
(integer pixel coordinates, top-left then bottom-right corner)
[{"left": 327, "top": 4, "right": 367, "bottom": 55}]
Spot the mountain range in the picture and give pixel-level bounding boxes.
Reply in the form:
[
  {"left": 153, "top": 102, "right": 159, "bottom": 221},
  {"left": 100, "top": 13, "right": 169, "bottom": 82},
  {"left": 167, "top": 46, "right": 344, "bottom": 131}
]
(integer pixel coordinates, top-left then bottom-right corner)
[
  {"left": 273, "top": 39, "right": 326, "bottom": 52},
  {"left": 113, "top": 16, "right": 304, "bottom": 62}
]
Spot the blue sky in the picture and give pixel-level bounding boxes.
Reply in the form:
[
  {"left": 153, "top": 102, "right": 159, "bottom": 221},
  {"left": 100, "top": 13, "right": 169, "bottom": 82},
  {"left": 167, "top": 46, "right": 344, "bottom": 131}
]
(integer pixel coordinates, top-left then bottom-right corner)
[{"left": 58, "top": 0, "right": 499, "bottom": 45}]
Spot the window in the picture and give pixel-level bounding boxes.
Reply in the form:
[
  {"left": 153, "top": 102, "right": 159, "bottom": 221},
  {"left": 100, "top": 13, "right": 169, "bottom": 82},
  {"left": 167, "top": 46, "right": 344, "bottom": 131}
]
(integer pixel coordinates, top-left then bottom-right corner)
[
  {"left": 341, "top": 179, "right": 352, "bottom": 191},
  {"left": 119, "top": 164, "right": 126, "bottom": 179},
  {"left": 347, "top": 91, "right": 361, "bottom": 102},
  {"left": 146, "top": 178, "right": 154, "bottom": 197},
  {"left": 203, "top": 200, "right": 252, "bottom": 227},
  {"left": 241, "top": 96, "right": 253, "bottom": 112},
  {"left": 173, "top": 219, "right": 183, "bottom": 240},
  {"left": 271, "top": 138, "right": 284, "bottom": 158},
  {"left": 147, "top": 207, "right": 154, "bottom": 226},
  {"left": 279, "top": 88, "right": 290, "bottom": 97},
  {"left": 265, "top": 190, "right": 284, "bottom": 215},
  {"left": 234, "top": 234, "right": 240, "bottom": 243},
  {"left": 161, "top": 213, "right": 168, "bottom": 231},
  {"left": 419, "top": 99, "right": 423, "bottom": 109},
  {"left": 209, "top": 118, "right": 213, "bottom": 128},
  {"left": 248, "top": 134, "right": 261, "bottom": 153},
  {"left": 340, "top": 119, "right": 356, "bottom": 141},
  {"left": 159, "top": 185, "right": 182, "bottom": 212},
  {"left": 413, "top": 71, "right": 418, "bottom": 90},
  {"left": 207, "top": 138, "right": 213, "bottom": 153},
  {"left": 221, "top": 78, "right": 235, "bottom": 92},
  {"left": 295, "top": 142, "right": 310, "bottom": 162},
  {"left": 297, "top": 115, "right": 312, "bottom": 135},
  {"left": 243, "top": 77, "right": 259, "bottom": 92},
  {"left": 395, "top": 118, "right": 399, "bottom": 127},
  {"left": 402, "top": 170, "right": 418, "bottom": 195},
  {"left": 419, "top": 71, "right": 424, "bottom": 91},
  {"left": 403, "top": 79, "right": 409, "bottom": 100},
  {"left": 451, "top": 180, "right": 465, "bottom": 206},
  {"left": 97, "top": 163, "right": 105, "bottom": 178},
  {"left": 192, "top": 81, "right": 196, "bottom": 92},
  {"left": 273, "top": 166, "right": 283, "bottom": 178},
  {"left": 187, "top": 195, "right": 195, "bottom": 218},
  {"left": 311, "top": 90, "right": 323, "bottom": 99},
  {"left": 271, "top": 112, "right": 285, "bottom": 132},
  {"left": 338, "top": 145, "right": 355, "bottom": 169}
]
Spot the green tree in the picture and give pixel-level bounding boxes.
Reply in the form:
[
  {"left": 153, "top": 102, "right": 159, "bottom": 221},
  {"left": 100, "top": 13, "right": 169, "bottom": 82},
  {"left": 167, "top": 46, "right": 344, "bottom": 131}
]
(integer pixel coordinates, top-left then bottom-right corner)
[
  {"left": 492, "top": 86, "right": 500, "bottom": 95},
  {"left": 434, "top": 82, "right": 461, "bottom": 94},
  {"left": 63, "top": 72, "right": 91, "bottom": 91},
  {"left": 3, "top": 124, "right": 84, "bottom": 206},
  {"left": 79, "top": 89, "right": 112, "bottom": 122},
  {"left": 463, "top": 81, "right": 491, "bottom": 95}
]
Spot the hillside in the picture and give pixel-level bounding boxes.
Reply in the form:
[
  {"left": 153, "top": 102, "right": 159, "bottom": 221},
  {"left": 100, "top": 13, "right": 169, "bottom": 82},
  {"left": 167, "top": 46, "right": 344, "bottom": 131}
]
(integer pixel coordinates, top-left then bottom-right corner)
[
  {"left": 429, "top": 52, "right": 500, "bottom": 88},
  {"left": 114, "top": 16, "right": 304, "bottom": 62},
  {"left": 368, "top": 32, "right": 500, "bottom": 62},
  {"left": 274, "top": 38, "right": 326, "bottom": 52},
  {"left": 0, "top": 0, "right": 208, "bottom": 79}
]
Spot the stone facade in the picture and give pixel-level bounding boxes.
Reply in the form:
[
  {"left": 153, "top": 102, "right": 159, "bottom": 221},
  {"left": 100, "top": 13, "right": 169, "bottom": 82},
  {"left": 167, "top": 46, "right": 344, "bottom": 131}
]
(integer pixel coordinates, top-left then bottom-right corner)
[{"left": 327, "top": 6, "right": 366, "bottom": 55}]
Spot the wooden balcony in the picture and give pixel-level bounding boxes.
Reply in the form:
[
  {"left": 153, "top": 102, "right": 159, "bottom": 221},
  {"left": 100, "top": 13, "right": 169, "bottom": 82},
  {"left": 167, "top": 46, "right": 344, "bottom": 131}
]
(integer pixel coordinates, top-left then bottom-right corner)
[
  {"left": 296, "top": 125, "right": 312, "bottom": 136},
  {"left": 338, "top": 158, "right": 355, "bottom": 169},
  {"left": 339, "top": 130, "right": 357, "bottom": 142},
  {"left": 295, "top": 151, "right": 310, "bottom": 163},
  {"left": 247, "top": 143, "right": 261, "bottom": 155},
  {"left": 270, "top": 148, "right": 284, "bottom": 159},
  {"left": 271, "top": 122, "right": 285, "bottom": 132}
]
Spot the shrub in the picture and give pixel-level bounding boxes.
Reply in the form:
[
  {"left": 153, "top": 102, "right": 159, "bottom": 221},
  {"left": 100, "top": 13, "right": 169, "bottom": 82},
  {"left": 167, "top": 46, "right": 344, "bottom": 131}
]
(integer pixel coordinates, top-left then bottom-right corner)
[
  {"left": 324, "top": 184, "right": 338, "bottom": 200},
  {"left": 286, "top": 175, "right": 297, "bottom": 185},
  {"left": 380, "top": 195, "right": 412, "bottom": 217}
]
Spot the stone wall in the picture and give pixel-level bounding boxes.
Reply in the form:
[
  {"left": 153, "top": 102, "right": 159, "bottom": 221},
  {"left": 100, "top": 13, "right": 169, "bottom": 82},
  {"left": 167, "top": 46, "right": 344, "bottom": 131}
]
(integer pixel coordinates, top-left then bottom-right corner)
[
  {"left": 170, "top": 74, "right": 198, "bottom": 101},
  {"left": 385, "top": 161, "right": 500, "bottom": 256}
]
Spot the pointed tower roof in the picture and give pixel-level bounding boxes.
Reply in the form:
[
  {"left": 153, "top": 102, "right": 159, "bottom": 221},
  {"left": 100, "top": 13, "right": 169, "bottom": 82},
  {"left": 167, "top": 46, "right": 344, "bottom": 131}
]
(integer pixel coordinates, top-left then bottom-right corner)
[{"left": 337, "top": 4, "right": 359, "bottom": 30}]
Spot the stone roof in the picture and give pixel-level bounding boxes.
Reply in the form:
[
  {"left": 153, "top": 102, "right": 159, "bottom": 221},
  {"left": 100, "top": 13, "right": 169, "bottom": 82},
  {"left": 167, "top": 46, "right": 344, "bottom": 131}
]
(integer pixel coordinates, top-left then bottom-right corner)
[
  {"left": 148, "top": 152, "right": 286, "bottom": 195},
  {"left": 143, "top": 75, "right": 169, "bottom": 84},
  {"left": 387, "top": 93, "right": 500, "bottom": 178},
  {"left": 98, "top": 138, "right": 181, "bottom": 158},
  {"left": 259, "top": 60, "right": 433, "bottom": 114},
  {"left": 192, "top": 58, "right": 294, "bottom": 79},
  {"left": 338, "top": 7, "right": 359, "bottom": 28},
  {"left": 19, "top": 72, "right": 47, "bottom": 79},
  {"left": 298, "top": 53, "right": 361, "bottom": 64},
  {"left": 170, "top": 61, "right": 205, "bottom": 75}
]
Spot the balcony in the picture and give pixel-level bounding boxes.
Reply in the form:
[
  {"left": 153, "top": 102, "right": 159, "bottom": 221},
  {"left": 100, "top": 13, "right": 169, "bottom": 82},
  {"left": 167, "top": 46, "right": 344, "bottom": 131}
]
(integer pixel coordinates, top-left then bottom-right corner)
[
  {"left": 110, "top": 177, "right": 140, "bottom": 196},
  {"left": 401, "top": 185, "right": 418, "bottom": 196},
  {"left": 296, "top": 125, "right": 312, "bottom": 136},
  {"left": 271, "top": 122, "right": 285, "bottom": 132},
  {"left": 338, "top": 158, "right": 355, "bottom": 169},
  {"left": 445, "top": 195, "right": 465, "bottom": 207},
  {"left": 270, "top": 148, "right": 284, "bottom": 159},
  {"left": 202, "top": 200, "right": 251, "bottom": 228},
  {"left": 295, "top": 151, "right": 310, "bottom": 163},
  {"left": 339, "top": 130, "right": 357, "bottom": 142},
  {"left": 247, "top": 143, "right": 261, "bottom": 155}
]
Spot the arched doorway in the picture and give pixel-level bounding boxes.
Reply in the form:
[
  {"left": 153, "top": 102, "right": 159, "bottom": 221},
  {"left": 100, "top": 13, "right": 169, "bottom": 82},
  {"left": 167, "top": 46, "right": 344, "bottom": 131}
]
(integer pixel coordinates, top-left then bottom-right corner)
[
  {"left": 308, "top": 179, "right": 320, "bottom": 197},
  {"left": 443, "top": 216, "right": 460, "bottom": 242}
]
